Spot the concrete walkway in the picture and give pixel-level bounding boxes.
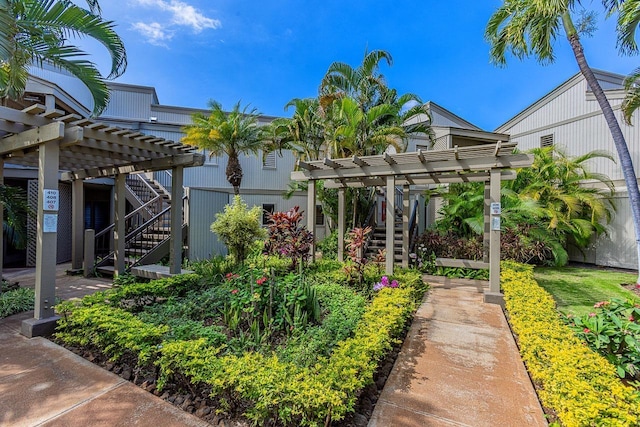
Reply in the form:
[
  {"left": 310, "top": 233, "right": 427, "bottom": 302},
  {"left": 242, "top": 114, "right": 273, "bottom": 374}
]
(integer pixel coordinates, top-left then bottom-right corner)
[
  {"left": 0, "top": 265, "right": 209, "bottom": 427},
  {"left": 369, "top": 275, "right": 547, "bottom": 427}
]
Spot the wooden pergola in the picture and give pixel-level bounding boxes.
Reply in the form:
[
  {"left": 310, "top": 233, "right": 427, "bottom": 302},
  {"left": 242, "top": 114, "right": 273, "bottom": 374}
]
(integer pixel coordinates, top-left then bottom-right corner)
[
  {"left": 0, "top": 103, "right": 204, "bottom": 337},
  {"left": 291, "top": 141, "right": 533, "bottom": 304}
]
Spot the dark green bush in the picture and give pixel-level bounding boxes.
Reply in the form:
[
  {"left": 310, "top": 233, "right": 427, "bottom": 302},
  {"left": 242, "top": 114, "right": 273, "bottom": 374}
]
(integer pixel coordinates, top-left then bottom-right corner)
[{"left": 0, "top": 287, "right": 34, "bottom": 318}]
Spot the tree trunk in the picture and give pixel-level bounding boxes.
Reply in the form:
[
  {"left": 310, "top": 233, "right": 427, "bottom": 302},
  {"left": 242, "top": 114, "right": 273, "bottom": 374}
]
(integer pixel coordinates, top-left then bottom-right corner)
[
  {"left": 226, "top": 152, "right": 243, "bottom": 195},
  {"left": 563, "top": 12, "right": 640, "bottom": 283}
]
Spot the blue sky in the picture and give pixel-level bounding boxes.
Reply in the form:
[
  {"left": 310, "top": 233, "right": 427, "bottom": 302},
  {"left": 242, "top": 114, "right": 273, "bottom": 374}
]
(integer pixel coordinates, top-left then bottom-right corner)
[{"left": 90, "top": 0, "right": 639, "bottom": 130}]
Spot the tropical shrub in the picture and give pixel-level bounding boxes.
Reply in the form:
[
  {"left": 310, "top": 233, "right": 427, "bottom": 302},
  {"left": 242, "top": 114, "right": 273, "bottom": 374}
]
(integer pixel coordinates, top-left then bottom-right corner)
[
  {"left": 343, "top": 226, "right": 372, "bottom": 286},
  {"left": 566, "top": 299, "right": 640, "bottom": 379},
  {"left": 427, "top": 147, "right": 616, "bottom": 266},
  {"left": 414, "top": 227, "right": 556, "bottom": 266},
  {"left": 501, "top": 262, "right": 640, "bottom": 426},
  {"left": 263, "top": 206, "right": 314, "bottom": 271},
  {"left": 211, "top": 195, "right": 266, "bottom": 264},
  {"left": 0, "top": 287, "right": 34, "bottom": 318}
]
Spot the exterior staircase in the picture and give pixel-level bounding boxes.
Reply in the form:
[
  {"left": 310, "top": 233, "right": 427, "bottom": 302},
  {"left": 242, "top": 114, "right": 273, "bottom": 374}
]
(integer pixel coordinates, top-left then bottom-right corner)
[
  {"left": 365, "top": 210, "right": 404, "bottom": 262},
  {"left": 94, "top": 171, "right": 185, "bottom": 276},
  {"left": 364, "top": 188, "right": 420, "bottom": 264}
]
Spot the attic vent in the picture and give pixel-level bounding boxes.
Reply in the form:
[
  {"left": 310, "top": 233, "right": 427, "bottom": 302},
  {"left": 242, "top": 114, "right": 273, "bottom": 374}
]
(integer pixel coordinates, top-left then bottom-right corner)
[
  {"left": 263, "top": 151, "right": 276, "bottom": 169},
  {"left": 540, "top": 134, "right": 554, "bottom": 148}
]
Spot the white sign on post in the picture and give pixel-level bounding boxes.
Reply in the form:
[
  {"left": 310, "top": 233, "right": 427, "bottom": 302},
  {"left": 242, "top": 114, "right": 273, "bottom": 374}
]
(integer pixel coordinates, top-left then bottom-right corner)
[
  {"left": 490, "top": 202, "right": 501, "bottom": 215},
  {"left": 491, "top": 216, "right": 501, "bottom": 231},
  {"left": 43, "top": 213, "right": 58, "bottom": 233},
  {"left": 44, "top": 189, "right": 59, "bottom": 211}
]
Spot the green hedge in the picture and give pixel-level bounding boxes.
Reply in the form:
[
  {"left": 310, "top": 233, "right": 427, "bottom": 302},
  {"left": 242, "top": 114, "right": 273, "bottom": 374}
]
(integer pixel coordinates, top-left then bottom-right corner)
[{"left": 501, "top": 262, "right": 640, "bottom": 427}]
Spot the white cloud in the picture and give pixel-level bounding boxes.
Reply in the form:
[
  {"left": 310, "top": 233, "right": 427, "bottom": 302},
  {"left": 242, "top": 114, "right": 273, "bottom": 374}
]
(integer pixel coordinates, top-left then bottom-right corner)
[
  {"left": 134, "top": 0, "right": 220, "bottom": 33},
  {"left": 132, "top": 22, "right": 174, "bottom": 46}
]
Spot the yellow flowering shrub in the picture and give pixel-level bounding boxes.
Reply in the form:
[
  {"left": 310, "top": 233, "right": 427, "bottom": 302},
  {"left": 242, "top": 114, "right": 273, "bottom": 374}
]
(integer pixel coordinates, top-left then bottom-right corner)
[{"left": 501, "top": 261, "right": 640, "bottom": 427}]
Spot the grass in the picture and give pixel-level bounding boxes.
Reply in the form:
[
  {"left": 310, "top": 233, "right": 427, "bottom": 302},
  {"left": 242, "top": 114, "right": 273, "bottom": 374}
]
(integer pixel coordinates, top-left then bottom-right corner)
[{"left": 534, "top": 266, "right": 638, "bottom": 316}]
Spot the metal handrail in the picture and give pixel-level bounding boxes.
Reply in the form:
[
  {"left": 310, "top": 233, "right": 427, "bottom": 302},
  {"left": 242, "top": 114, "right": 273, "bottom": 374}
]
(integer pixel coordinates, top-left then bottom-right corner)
[
  {"left": 408, "top": 199, "right": 419, "bottom": 253},
  {"left": 95, "top": 205, "right": 172, "bottom": 269}
]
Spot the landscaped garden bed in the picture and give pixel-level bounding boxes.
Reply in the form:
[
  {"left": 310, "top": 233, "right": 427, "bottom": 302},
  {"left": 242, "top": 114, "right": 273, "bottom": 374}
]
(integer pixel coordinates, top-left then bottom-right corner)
[
  {"left": 501, "top": 261, "right": 640, "bottom": 426},
  {"left": 54, "top": 257, "right": 426, "bottom": 426}
]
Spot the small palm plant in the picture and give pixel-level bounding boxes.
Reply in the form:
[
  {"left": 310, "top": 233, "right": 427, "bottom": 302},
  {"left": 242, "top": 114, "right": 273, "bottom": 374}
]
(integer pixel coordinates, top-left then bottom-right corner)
[{"left": 182, "top": 100, "right": 263, "bottom": 195}]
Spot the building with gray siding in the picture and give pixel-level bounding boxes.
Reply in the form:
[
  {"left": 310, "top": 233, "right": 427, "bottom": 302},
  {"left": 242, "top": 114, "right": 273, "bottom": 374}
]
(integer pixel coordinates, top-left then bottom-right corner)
[{"left": 496, "top": 70, "right": 638, "bottom": 269}]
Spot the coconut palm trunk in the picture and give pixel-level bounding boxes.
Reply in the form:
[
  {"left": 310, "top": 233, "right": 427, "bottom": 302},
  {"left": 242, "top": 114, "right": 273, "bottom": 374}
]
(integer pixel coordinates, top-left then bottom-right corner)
[{"left": 562, "top": 13, "right": 640, "bottom": 283}]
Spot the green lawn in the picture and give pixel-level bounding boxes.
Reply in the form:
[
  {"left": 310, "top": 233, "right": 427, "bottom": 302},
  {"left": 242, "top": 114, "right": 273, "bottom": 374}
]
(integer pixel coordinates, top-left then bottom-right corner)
[{"left": 534, "top": 266, "right": 639, "bottom": 316}]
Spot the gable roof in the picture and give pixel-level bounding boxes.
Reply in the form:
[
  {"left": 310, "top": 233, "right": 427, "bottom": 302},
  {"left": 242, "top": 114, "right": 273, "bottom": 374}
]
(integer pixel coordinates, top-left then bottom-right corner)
[
  {"left": 426, "top": 101, "right": 482, "bottom": 131},
  {"left": 495, "top": 69, "right": 626, "bottom": 133}
]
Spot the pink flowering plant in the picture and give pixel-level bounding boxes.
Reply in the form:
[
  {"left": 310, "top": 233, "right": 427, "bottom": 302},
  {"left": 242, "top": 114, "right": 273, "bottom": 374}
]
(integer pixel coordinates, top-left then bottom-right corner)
[
  {"left": 565, "top": 298, "right": 640, "bottom": 379},
  {"left": 373, "top": 276, "right": 399, "bottom": 291}
]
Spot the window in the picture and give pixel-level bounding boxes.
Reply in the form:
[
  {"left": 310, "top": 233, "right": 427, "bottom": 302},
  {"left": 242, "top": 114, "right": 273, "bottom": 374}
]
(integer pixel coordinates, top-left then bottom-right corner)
[
  {"left": 315, "top": 204, "right": 325, "bottom": 226},
  {"left": 263, "top": 151, "right": 276, "bottom": 169},
  {"left": 540, "top": 134, "right": 554, "bottom": 148},
  {"left": 262, "top": 203, "right": 275, "bottom": 225}
]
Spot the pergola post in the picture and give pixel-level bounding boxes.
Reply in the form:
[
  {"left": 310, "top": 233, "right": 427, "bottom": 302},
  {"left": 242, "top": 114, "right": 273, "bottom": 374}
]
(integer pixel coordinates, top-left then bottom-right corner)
[
  {"left": 307, "top": 180, "right": 317, "bottom": 262},
  {"left": 483, "top": 183, "right": 490, "bottom": 263},
  {"left": 402, "top": 185, "right": 410, "bottom": 268},
  {"left": 71, "top": 179, "right": 84, "bottom": 270},
  {"left": 169, "top": 165, "right": 183, "bottom": 274},
  {"left": 21, "top": 140, "right": 60, "bottom": 337},
  {"left": 113, "top": 173, "right": 126, "bottom": 276},
  {"left": 485, "top": 168, "right": 503, "bottom": 305},
  {"left": 385, "top": 176, "right": 395, "bottom": 275},
  {"left": 337, "top": 187, "right": 345, "bottom": 262}
]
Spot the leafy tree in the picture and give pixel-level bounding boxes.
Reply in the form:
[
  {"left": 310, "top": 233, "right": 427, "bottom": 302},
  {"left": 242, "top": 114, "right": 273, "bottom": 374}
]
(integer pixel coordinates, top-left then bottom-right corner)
[
  {"left": 486, "top": 0, "right": 640, "bottom": 281},
  {"left": 182, "top": 100, "right": 263, "bottom": 195},
  {"left": 211, "top": 195, "right": 266, "bottom": 265},
  {"left": 0, "top": 0, "right": 127, "bottom": 115}
]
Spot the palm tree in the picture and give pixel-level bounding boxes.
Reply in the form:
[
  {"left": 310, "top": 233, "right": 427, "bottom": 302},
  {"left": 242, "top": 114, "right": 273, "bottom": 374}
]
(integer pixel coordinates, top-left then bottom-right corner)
[
  {"left": 602, "top": 1, "right": 640, "bottom": 123},
  {"left": 0, "top": 0, "right": 127, "bottom": 115},
  {"left": 486, "top": 0, "right": 640, "bottom": 282},
  {"left": 182, "top": 100, "right": 263, "bottom": 195},
  {"left": 263, "top": 97, "right": 326, "bottom": 164}
]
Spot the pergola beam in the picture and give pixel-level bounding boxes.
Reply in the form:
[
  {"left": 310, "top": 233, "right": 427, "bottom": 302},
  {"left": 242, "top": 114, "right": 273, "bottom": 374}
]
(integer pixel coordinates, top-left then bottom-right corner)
[
  {"left": 322, "top": 170, "right": 518, "bottom": 188},
  {"left": 61, "top": 153, "right": 205, "bottom": 180},
  {"left": 291, "top": 153, "right": 532, "bottom": 181},
  {"left": 0, "top": 122, "right": 65, "bottom": 155}
]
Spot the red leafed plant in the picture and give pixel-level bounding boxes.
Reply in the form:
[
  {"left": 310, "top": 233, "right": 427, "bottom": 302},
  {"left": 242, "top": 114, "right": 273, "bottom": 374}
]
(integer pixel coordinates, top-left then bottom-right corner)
[
  {"left": 344, "top": 226, "right": 372, "bottom": 285},
  {"left": 263, "top": 206, "right": 314, "bottom": 271}
]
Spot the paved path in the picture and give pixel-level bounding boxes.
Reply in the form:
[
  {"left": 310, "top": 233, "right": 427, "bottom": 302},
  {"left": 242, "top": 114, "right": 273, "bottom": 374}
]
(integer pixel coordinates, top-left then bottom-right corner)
[
  {"left": 0, "top": 265, "right": 209, "bottom": 427},
  {"left": 369, "top": 276, "right": 547, "bottom": 427}
]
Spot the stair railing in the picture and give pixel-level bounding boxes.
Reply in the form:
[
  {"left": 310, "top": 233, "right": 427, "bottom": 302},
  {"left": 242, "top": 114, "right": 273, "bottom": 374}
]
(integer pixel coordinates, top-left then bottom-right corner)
[
  {"left": 94, "top": 175, "right": 162, "bottom": 261},
  {"left": 408, "top": 199, "right": 419, "bottom": 254}
]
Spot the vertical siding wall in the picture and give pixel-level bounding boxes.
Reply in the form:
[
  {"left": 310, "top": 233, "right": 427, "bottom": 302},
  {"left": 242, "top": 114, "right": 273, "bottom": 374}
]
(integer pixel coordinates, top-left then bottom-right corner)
[
  {"left": 499, "top": 75, "right": 639, "bottom": 269},
  {"left": 595, "top": 194, "right": 637, "bottom": 270},
  {"left": 188, "top": 189, "right": 229, "bottom": 260},
  {"left": 187, "top": 190, "right": 323, "bottom": 261}
]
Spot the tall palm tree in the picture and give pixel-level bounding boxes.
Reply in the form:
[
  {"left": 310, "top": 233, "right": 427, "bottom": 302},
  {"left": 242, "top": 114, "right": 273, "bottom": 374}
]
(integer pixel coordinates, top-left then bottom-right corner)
[
  {"left": 0, "top": 0, "right": 127, "bottom": 115},
  {"left": 486, "top": 0, "right": 640, "bottom": 282},
  {"left": 182, "top": 100, "right": 263, "bottom": 195}
]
